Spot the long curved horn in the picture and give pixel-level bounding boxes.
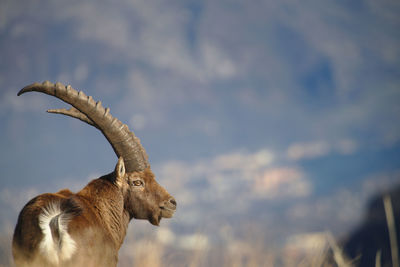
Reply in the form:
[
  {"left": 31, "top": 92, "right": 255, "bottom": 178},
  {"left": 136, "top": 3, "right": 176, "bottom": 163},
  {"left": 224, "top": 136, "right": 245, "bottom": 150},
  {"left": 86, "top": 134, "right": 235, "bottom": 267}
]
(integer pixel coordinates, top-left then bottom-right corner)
[{"left": 18, "top": 81, "right": 149, "bottom": 172}]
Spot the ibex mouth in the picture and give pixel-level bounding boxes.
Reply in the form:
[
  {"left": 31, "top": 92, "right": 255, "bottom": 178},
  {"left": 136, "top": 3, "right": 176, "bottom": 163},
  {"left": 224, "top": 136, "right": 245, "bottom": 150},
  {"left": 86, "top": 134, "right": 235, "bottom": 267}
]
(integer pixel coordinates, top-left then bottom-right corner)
[
  {"left": 149, "top": 207, "right": 175, "bottom": 226},
  {"left": 160, "top": 206, "right": 175, "bottom": 218},
  {"left": 159, "top": 197, "right": 176, "bottom": 219}
]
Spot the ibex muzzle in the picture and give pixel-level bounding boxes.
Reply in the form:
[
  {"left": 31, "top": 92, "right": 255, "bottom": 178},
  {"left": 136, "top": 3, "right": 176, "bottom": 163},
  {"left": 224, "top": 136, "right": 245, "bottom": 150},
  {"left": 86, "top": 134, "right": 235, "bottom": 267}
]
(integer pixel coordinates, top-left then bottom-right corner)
[{"left": 12, "top": 81, "right": 176, "bottom": 267}]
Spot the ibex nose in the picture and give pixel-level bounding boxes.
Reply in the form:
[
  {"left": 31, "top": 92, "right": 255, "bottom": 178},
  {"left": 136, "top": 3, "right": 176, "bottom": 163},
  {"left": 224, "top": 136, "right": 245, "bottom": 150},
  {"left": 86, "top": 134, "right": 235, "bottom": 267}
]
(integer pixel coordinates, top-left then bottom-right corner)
[{"left": 169, "top": 197, "right": 177, "bottom": 209}]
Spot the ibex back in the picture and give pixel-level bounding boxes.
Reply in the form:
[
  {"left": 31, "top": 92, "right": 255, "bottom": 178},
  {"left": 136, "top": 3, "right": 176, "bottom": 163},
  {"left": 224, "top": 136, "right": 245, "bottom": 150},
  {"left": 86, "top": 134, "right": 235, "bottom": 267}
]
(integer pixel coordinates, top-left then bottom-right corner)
[{"left": 12, "top": 81, "right": 176, "bottom": 267}]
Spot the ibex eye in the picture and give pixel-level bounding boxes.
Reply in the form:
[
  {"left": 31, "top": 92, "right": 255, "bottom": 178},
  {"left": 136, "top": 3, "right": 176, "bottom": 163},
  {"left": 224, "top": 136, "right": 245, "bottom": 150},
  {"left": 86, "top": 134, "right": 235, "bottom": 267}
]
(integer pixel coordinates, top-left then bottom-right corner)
[{"left": 132, "top": 180, "right": 143, "bottom": 186}]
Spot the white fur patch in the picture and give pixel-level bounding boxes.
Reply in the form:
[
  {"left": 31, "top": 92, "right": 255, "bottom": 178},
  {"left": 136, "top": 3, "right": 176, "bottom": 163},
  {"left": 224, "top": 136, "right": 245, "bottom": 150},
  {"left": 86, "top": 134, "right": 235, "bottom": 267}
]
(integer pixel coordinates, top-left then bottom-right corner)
[{"left": 38, "top": 202, "right": 76, "bottom": 265}]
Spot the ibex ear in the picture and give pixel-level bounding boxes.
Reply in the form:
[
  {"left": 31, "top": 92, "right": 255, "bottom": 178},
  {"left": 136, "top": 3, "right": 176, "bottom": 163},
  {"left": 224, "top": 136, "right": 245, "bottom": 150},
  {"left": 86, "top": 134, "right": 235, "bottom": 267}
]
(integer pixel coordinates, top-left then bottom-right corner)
[{"left": 114, "top": 157, "right": 126, "bottom": 187}]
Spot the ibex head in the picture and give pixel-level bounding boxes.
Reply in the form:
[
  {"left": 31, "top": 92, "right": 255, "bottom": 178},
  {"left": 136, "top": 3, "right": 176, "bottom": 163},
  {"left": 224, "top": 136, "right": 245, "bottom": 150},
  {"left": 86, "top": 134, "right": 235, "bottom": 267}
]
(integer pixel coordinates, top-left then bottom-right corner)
[
  {"left": 114, "top": 157, "right": 176, "bottom": 225},
  {"left": 13, "top": 81, "right": 176, "bottom": 266}
]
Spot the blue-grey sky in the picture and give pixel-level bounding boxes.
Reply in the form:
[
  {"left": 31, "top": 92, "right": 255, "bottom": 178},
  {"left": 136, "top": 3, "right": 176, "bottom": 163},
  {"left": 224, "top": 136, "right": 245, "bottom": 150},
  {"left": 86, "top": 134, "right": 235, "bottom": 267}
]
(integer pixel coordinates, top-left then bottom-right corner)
[{"left": 1, "top": 0, "right": 400, "bottom": 250}]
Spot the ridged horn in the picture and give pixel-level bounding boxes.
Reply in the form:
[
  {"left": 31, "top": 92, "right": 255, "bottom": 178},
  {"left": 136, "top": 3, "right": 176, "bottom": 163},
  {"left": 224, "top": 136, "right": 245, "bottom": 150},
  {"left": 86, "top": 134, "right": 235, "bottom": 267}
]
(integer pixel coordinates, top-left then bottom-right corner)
[{"left": 18, "top": 81, "right": 149, "bottom": 172}]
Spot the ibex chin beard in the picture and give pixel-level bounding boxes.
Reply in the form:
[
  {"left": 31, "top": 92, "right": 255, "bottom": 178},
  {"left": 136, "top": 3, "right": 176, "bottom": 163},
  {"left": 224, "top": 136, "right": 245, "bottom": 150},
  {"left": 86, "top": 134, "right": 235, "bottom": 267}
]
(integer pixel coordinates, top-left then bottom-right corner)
[{"left": 12, "top": 81, "right": 177, "bottom": 267}]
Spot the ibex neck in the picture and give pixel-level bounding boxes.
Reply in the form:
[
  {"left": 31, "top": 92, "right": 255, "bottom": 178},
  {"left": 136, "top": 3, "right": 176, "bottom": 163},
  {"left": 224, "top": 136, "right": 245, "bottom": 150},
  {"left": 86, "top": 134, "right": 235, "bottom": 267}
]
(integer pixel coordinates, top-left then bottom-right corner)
[{"left": 77, "top": 174, "right": 130, "bottom": 248}]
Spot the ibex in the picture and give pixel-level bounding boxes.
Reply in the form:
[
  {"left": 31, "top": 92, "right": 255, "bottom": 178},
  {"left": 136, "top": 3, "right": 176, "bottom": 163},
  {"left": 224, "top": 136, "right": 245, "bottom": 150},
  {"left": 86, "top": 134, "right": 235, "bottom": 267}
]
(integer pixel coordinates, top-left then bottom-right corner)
[{"left": 12, "top": 81, "right": 177, "bottom": 267}]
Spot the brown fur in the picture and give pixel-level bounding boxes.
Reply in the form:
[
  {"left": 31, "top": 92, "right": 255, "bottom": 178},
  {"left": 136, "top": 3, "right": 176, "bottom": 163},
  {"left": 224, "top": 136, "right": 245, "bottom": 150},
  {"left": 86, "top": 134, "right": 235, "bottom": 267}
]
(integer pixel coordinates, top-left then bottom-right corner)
[{"left": 12, "top": 159, "right": 176, "bottom": 267}]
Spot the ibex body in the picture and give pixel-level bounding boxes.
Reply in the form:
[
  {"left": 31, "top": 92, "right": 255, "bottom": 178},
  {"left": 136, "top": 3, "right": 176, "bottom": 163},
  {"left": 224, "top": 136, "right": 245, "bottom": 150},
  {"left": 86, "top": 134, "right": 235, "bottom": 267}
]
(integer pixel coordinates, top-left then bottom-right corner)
[{"left": 12, "top": 82, "right": 176, "bottom": 267}]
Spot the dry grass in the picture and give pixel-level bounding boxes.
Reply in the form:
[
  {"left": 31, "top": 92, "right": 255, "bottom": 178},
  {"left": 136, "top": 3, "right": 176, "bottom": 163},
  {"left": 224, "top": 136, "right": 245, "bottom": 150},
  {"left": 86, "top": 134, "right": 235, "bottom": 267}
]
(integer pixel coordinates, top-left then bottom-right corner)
[
  {"left": 115, "top": 231, "right": 354, "bottom": 267},
  {"left": 383, "top": 195, "right": 399, "bottom": 267}
]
